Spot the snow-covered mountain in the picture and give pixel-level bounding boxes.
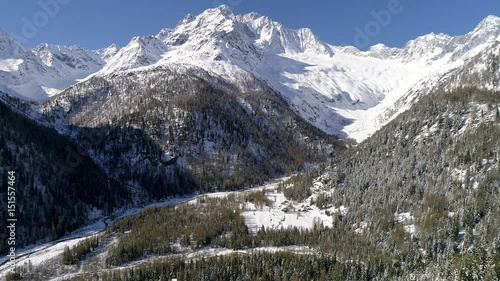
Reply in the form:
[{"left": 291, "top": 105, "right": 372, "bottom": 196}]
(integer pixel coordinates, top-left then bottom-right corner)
[
  {"left": 94, "top": 7, "right": 500, "bottom": 141},
  {"left": 1, "top": 7, "right": 499, "bottom": 141},
  {"left": 0, "top": 28, "right": 119, "bottom": 102}
]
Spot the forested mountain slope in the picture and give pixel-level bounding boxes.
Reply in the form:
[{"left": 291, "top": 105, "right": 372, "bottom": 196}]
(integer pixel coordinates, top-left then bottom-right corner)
[
  {"left": 305, "top": 87, "right": 500, "bottom": 279},
  {"left": 3, "top": 9, "right": 499, "bottom": 141},
  {"left": 41, "top": 66, "right": 345, "bottom": 202},
  {"left": 0, "top": 60, "right": 345, "bottom": 259},
  {"left": 17, "top": 88, "right": 500, "bottom": 281},
  {"left": 0, "top": 93, "right": 130, "bottom": 254}
]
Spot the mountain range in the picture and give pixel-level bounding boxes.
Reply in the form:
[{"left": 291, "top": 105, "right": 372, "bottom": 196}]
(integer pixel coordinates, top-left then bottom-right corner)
[
  {"left": 1, "top": 5, "right": 500, "bottom": 280},
  {"left": 1, "top": 6, "right": 499, "bottom": 141}
]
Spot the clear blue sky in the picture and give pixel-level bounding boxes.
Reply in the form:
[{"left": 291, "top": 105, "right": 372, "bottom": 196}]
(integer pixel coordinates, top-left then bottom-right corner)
[{"left": 0, "top": 0, "right": 499, "bottom": 50}]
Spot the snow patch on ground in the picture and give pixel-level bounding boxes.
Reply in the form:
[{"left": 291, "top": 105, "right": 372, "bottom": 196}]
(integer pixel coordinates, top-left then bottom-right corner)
[
  {"left": 0, "top": 58, "right": 23, "bottom": 71},
  {"left": 354, "top": 222, "right": 368, "bottom": 234},
  {"left": 0, "top": 236, "right": 88, "bottom": 277},
  {"left": 243, "top": 191, "right": 332, "bottom": 233},
  {"left": 395, "top": 212, "right": 416, "bottom": 235},
  {"left": 404, "top": 225, "right": 416, "bottom": 235},
  {"left": 41, "top": 86, "right": 62, "bottom": 97}
]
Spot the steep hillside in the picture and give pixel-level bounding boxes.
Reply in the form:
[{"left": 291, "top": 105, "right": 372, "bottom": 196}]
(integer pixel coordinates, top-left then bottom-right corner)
[
  {"left": 14, "top": 88, "right": 500, "bottom": 281},
  {"left": 0, "top": 92, "right": 130, "bottom": 254},
  {"left": 0, "top": 29, "right": 118, "bottom": 102},
  {"left": 2, "top": 9, "right": 499, "bottom": 140},
  {"left": 41, "top": 66, "right": 345, "bottom": 198},
  {"left": 297, "top": 88, "right": 500, "bottom": 279},
  {"left": 439, "top": 41, "right": 500, "bottom": 91},
  {"left": 94, "top": 7, "right": 500, "bottom": 140}
]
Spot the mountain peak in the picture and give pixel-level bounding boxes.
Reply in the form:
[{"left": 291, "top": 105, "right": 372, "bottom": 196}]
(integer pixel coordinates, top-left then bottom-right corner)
[
  {"left": 95, "top": 44, "right": 120, "bottom": 62},
  {"left": 202, "top": 5, "right": 234, "bottom": 18},
  {"left": 0, "top": 29, "right": 26, "bottom": 59},
  {"left": 242, "top": 12, "right": 263, "bottom": 21},
  {"left": 172, "top": 5, "right": 236, "bottom": 34},
  {"left": 0, "top": 28, "right": 9, "bottom": 38},
  {"left": 418, "top": 32, "right": 451, "bottom": 41},
  {"left": 99, "top": 43, "right": 120, "bottom": 53},
  {"left": 479, "top": 15, "right": 500, "bottom": 26},
  {"left": 108, "top": 43, "right": 119, "bottom": 49},
  {"left": 472, "top": 15, "right": 500, "bottom": 35},
  {"left": 178, "top": 13, "right": 196, "bottom": 26},
  {"left": 213, "top": 4, "right": 232, "bottom": 14},
  {"left": 0, "top": 28, "right": 16, "bottom": 44}
]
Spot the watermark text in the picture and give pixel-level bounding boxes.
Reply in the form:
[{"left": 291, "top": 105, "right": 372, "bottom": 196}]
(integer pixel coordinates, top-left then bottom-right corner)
[{"left": 6, "top": 171, "right": 17, "bottom": 273}]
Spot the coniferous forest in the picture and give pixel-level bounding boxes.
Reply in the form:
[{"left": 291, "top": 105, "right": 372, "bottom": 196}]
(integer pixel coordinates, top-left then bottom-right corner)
[
  {"left": 54, "top": 88, "right": 500, "bottom": 280},
  {"left": 1, "top": 5, "right": 500, "bottom": 281},
  {"left": 7, "top": 88, "right": 499, "bottom": 280}
]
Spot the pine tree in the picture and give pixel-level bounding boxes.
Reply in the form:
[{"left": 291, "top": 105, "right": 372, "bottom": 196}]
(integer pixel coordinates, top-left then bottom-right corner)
[{"left": 62, "top": 245, "right": 72, "bottom": 265}]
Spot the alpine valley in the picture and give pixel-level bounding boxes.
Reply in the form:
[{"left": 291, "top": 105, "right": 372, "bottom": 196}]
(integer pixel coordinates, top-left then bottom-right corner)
[{"left": 0, "top": 5, "right": 499, "bottom": 281}]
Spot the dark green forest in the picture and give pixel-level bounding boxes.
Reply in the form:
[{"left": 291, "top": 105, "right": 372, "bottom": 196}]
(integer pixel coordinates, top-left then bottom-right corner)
[
  {"left": 3, "top": 80, "right": 500, "bottom": 280},
  {"left": 0, "top": 94, "right": 130, "bottom": 254},
  {"left": 55, "top": 88, "right": 500, "bottom": 281}
]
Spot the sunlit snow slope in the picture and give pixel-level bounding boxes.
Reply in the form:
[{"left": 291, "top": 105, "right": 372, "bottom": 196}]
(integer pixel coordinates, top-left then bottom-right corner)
[
  {"left": 0, "top": 29, "right": 118, "bottom": 102},
  {"left": 97, "top": 7, "right": 500, "bottom": 141},
  {"left": 1, "top": 6, "right": 499, "bottom": 141}
]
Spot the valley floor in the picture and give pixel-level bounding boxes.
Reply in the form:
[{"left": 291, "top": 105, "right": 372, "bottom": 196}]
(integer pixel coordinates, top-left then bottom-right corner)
[{"left": 1, "top": 175, "right": 335, "bottom": 280}]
